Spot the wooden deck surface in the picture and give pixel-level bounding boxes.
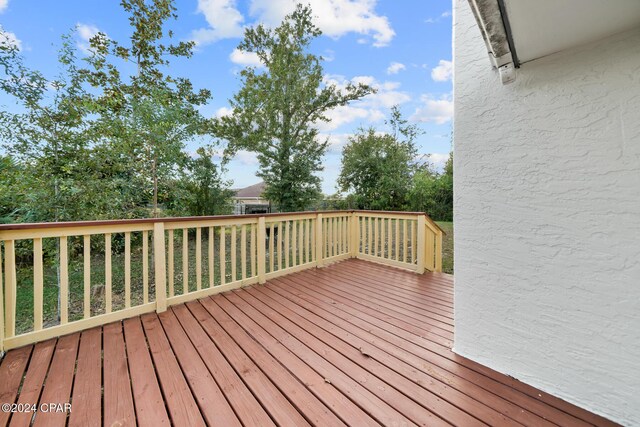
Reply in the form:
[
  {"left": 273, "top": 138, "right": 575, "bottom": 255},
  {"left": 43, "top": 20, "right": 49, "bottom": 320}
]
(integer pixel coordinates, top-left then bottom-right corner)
[{"left": 0, "top": 259, "right": 619, "bottom": 426}]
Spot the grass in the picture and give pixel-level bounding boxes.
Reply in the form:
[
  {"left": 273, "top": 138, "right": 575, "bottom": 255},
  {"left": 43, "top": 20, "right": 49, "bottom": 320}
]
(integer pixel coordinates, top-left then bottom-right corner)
[{"left": 436, "top": 221, "right": 454, "bottom": 274}]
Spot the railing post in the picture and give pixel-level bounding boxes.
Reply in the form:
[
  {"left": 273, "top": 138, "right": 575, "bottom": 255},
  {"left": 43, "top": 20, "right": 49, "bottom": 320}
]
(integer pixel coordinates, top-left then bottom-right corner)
[
  {"left": 416, "top": 215, "right": 426, "bottom": 274},
  {"left": 153, "top": 222, "right": 167, "bottom": 313},
  {"left": 3, "top": 240, "right": 16, "bottom": 339},
  {"left": 435, "top": 230, "right": 443, "bottom": 273},
  {"left": 257, "top": 216, "right": 266, "bottom": 283},
  {"left": 350, "top": 212, "right": 358, "bottom": 258},
  {"left": 315, "top": 213, "right": 324, "bottom": 268}
]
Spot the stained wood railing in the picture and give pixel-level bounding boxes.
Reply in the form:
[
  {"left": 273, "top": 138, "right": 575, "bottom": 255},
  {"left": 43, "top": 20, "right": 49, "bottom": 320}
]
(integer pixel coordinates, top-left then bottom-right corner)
[{"left": 0, "top": 210, "right": 443, "bottom": 351}]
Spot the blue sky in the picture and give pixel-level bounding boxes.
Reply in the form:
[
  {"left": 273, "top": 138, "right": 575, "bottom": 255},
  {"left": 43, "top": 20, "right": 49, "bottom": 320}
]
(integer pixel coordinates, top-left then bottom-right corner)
[{"left": 0, "top": 0, "right": 452, "bottom": 194}]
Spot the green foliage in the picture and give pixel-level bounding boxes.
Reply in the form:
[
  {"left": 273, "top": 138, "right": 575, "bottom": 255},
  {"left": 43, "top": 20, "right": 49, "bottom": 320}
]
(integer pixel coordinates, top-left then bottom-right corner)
[
  {"left": 217, "top": 4, "right": 373, "bottom": 212},
  {"left": 0, "top": 30, "right": 107, "bottom": 222},
  {"left": 80, "top": 0, "right": 213, "bottom": 217},
  {"left": 0, "top": 1, "right": 228, "bottom": 224},
  {"left": 337, "top": 106, "right": 421, "bottom": 210},
  {"left": 407, "top": 152, "right": 453, "bottom": 221},
  {"left": 338, "top": 107, "right": 453, "bottom": 220},
  {"left": 167, "top": 147, "right": 234, "bottom": 217}
]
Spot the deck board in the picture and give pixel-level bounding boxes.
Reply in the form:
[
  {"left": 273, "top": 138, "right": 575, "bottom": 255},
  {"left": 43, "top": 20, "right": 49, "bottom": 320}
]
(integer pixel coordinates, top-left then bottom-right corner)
[
  {"left": 9, "top": 340, "right": 55, "bottom": 427},
  {"left": 0, "top": 259, "right": 620, "bottom": 427},
  {"left": 0, "top": 346, "right": 31, "bottom": 427},
  {"left": 157, "top": 309, "right": 241, "bottom": 427},
  {"left": 69, "top": 328, "right": 101, "bottom": 427},
  {"left": 171, "top": 304, "right": 276, "bottom": 427},
  {"left": 187, "top": 298, "right": 309, "bottom": 426},
  {"left": 33, "top": 333, "right": 78, "bottom": 427},
  {"left": 141, "top": 313, "right": 206, "bottom": 427},
  {"left": 123, "top": 317, "right": 171, "bottom": 427},
  {"left": 103, "top": 322, "right": 136, "bottom": 427}
]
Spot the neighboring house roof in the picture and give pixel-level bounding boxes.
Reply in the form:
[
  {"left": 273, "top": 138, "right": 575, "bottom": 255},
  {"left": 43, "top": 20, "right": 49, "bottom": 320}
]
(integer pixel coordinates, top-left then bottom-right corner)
[{"left": 233, "top": 182, "right": 267, "bottom": 199}]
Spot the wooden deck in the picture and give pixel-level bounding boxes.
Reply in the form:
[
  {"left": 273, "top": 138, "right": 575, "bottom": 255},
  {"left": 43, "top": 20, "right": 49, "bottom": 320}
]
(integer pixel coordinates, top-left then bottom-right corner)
[{"left": 0, "top": 259, "right": 618, "bottom": 427}]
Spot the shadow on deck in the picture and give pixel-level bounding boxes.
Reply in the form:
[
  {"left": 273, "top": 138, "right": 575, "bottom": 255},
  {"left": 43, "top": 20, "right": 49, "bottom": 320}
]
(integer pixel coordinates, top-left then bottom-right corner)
[{"left": 0, "top": 259, "right": 619, "bottom": 426}]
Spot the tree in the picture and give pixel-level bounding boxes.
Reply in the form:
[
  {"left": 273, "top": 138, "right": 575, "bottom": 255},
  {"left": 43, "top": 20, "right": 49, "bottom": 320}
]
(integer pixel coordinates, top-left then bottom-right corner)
[
  {"left": 0, "top": 30, "right": 102, "bottom": 223},
  {"left": 217, "top": 4, "right": 373, "bottom": 212},
  {"left": 80, "top": 0, "right": 213, "bottom": 217},
  {"left": 167, "top": 147, "right": 234, "bottom": 217},
  {"left": 337, "top": 106, "right": 421, "bottom": 210},
  {"left": 407, "top": 152, "right": 453, "bottom": 221}
]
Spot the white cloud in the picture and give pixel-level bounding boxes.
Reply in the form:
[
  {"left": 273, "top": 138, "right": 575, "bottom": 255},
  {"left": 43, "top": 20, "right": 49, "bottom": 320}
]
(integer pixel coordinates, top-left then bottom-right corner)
[
  {"left": 192, "top": 0, "right": 244, "bottom": 46},
  {"left": 249, "top": 0, "right": 395, "bottom": 47},
  {"left": 316, "top": 74, "right": 411, "bottom": 131},
  {"left": 325, "top": 74, "right": 411, "bottom": 109},
  {"left": 411, "top": 94, "right": 453, "bottom": 125},
  {"left": 425, "top": 10, "right": 452, "bottom": 24},
  {"left": 235, "top": 150, "right": 259, "bottom": 165},
  {"left": 431, "top": 59, "right": 452, "bottom": 82},
  {"left": 215, "top": 106, "right": 234, "bottom": 117},
  {"left": 317, "top": 105, "right": 376, "bottom": 132},
  {"left": 0, "top": 0, "right": 7, "bottom": 13},
  {"left": 428, "top": 153, "right": 450, "bottom": 171},
  {"left": 320, "top": 133, "right": 351, "bottom": 152},
  {"left": 323, "top": 49, "right": 335, "bottom": 62},
  {"left": 229, "top": 48, "right": 263, "bottom": 67},
  {"left": 76, "top": 23, "right": 102, "bottom": 54},
  {"left": 386, "top": 62, "right": 405, "bottom": 75},
  {"left": 0, "top": 30, "right": 21, "bottom": 50}
]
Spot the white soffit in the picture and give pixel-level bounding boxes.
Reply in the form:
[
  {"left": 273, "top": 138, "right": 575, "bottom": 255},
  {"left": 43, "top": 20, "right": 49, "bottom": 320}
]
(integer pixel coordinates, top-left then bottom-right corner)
[{"left": 503, "top": 0, "right": 640, "bottom": 64}]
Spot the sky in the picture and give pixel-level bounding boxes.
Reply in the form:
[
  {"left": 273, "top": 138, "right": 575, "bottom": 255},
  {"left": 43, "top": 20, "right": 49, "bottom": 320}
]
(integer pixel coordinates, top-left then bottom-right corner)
[{"left": 0, "top": 0, "right": 453, "bottom": 194}]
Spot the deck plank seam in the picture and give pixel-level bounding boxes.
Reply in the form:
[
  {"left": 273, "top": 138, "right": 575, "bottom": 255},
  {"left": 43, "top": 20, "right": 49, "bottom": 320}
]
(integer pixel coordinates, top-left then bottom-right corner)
[{"left": 259, "top": 279, "right": 565, "bottom": 427}]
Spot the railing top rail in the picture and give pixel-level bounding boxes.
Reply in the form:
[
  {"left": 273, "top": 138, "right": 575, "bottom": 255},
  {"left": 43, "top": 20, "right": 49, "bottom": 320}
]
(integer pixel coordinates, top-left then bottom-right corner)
[
  {"left": 354, "top": 210, "right": 446, "bottom": 235},
  {"left": 0, "top": 209, "right": 445, "bottom": 234}
]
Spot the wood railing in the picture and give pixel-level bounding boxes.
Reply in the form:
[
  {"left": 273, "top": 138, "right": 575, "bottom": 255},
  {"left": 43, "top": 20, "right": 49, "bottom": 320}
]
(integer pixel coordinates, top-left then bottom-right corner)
[{"left": 0, "top": 210, "right": 443, "bottom": 351}]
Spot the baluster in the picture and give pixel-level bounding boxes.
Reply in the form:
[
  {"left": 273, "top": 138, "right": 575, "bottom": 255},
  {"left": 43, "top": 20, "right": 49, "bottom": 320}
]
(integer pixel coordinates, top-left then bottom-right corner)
[
  {"left": 412, "top": 221, "right": 417, "bottom": 264},
  {"left": 292, "top": 220, "right": 298, "bottom": 266},
  {"left": 277, "top": 222, "right": 283, "bottom": 270},
  {"left": 257, "top": 217, "right": 266, "bottom": 284},
  {"left": 220, "top": 226, "right": 226, "bottom": 285},
  {"left": 196, "top": 227, "right": 202, "bottom": 291},
  {"left": 83, "top": 235, "right": 91, "bottom": 319},
  {"left": 367, "top": 217, "right": 373, "bottom": 255},
  {"left": 284, "top": 221, "right": 290, "bottom": 268},
  {"left": 403, "top": 220, "right": 408, "bottom": 263},
  {"left": 241, "top": 225, "right": 247, "bottom": 281},
  {"left": 250, "top": 224, "right": 256, "bottom": 277},
  {"left": 143, "top": 230, "right": 149, "bottom": 303},
  {"left": 182, "top": 229, "right": 189, "bottom": 295},
  {"left": 168, "top": 230, "right": 174, "bottom": 297},
  {"left": 60, "top": 236, "right": 69, "bottom": 323},
  {"left": 33, "top": 238, "right": 43, "bottom": 331},
  {"left": 105, "top": 233, "right": 112, "bottom": 314},
  {"left": 269, "top": 222, "right": 274, "bottom": 273},
  {"left": 395, "top": 220, "right": 400, "bottom": 261},
  {"left": 3, "top": 240, "right": 16, "bottom": 339},
  {"left": 310, "top": 219, "right": 316, "bottom": 262},
  {"left": 125, "top": 232, "right": 132, "bottom": 307},
  {"left": 298, "top": 219, "right": 304, "bottom": 263},
  {"left": 231, "top": 225, "right": 237, "bottom": 281},
  {"left": 208, "top": 226, "right": 214, "bottom": 287}
]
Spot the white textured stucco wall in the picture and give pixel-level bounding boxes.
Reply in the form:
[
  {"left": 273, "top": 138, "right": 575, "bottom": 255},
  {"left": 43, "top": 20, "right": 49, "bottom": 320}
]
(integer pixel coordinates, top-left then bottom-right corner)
[{"left": 453, "top": 1, "right": 640, "bottom": 425}]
